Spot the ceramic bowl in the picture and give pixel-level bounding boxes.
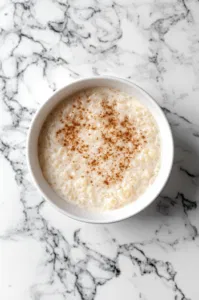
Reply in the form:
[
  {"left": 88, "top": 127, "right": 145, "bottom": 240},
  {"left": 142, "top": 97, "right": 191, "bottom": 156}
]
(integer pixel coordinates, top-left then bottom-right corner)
[{"left": 27, "top": 76, "right": 174, "bottom": 223}]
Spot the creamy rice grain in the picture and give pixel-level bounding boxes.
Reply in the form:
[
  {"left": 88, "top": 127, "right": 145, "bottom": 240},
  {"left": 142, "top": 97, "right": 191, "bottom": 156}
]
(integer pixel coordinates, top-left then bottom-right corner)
[{"left": 38, "top": 87, "right": 160, "bottom": 211}]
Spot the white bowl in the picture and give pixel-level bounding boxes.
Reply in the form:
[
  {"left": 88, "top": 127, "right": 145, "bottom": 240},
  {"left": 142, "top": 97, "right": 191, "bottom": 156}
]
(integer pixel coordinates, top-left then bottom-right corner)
[{"left": 27, "top": 76, "right": 174, "bottom": 223}]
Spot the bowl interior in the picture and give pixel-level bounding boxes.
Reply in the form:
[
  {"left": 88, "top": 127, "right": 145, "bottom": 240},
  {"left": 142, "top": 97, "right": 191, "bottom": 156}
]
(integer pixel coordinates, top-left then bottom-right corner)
[{"left": 27, "top": 77, "right": 173, "bottom": 223}]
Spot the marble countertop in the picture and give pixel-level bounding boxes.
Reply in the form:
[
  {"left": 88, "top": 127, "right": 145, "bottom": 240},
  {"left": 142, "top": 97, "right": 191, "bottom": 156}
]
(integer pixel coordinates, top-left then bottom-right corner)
[{"left": 1, "top": 0, "right": 199, "bottom": 299}]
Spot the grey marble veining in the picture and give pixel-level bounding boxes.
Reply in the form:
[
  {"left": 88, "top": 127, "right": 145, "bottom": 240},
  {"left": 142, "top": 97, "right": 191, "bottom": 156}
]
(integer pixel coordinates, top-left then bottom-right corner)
[{"left": 1, "top": 0, "right": 199, "bottom": 299}]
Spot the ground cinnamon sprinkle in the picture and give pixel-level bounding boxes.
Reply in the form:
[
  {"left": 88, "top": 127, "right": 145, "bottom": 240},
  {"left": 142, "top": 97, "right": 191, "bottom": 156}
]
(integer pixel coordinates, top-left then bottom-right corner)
[{"left": 55, "top": 90, "right": 146, "bottom": 186}]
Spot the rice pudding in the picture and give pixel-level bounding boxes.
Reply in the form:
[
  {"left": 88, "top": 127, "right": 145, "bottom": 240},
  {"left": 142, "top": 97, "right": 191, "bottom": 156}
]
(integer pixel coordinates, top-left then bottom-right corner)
[{"left": 38, "top": 87, "right": 160, "bottom": 211}]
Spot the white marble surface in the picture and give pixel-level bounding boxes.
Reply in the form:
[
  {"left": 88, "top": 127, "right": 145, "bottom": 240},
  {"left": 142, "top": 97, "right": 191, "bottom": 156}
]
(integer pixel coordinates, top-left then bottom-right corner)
[{"left": 1, "top": 0, "right": 199, "bottom": 299}]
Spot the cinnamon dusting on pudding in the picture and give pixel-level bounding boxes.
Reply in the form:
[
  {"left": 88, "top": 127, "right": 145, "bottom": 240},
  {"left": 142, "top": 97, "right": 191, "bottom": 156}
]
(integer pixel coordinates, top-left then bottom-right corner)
[{"left": 55, "top": 95, "right": 146, "bottom": 186}]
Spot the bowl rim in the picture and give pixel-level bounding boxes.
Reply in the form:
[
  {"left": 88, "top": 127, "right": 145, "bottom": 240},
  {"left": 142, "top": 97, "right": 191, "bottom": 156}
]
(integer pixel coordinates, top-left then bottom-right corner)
[{"left": 27, "top": 76, "right": 174, "bottom": 224}]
